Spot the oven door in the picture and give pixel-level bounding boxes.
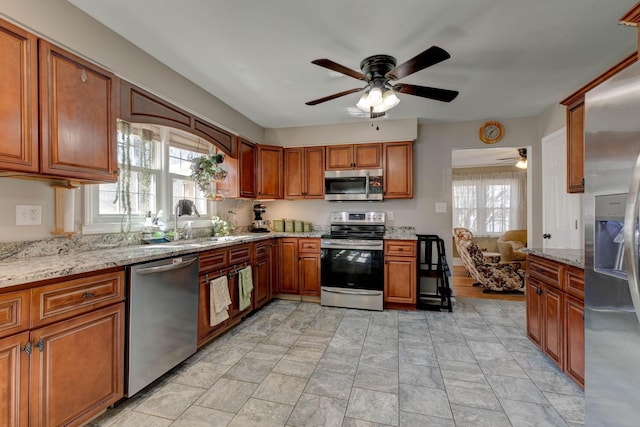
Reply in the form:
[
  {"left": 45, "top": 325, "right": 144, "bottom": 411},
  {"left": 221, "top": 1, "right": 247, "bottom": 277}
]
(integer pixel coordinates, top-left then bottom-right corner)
[{"left": 320, "top": 242, "right": 384, "bottom": 291}]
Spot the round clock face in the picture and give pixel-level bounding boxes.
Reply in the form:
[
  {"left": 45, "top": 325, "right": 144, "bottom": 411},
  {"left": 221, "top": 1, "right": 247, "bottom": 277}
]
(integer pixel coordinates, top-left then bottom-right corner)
[{"left": 479, "top": 121, "right": 504, "bottom": 144}]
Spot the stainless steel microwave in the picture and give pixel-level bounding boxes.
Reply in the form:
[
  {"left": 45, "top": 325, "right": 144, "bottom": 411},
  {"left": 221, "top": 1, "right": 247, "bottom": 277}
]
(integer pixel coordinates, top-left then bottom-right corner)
[{"left": 324, "top": 169, "right": 383, "bottom": 201}]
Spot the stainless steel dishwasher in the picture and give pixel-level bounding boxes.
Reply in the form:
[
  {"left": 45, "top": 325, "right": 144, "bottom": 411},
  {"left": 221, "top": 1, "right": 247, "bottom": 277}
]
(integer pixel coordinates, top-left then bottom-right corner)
[{"left": 126, "top": 254, "right": 199, "bottom": 396}]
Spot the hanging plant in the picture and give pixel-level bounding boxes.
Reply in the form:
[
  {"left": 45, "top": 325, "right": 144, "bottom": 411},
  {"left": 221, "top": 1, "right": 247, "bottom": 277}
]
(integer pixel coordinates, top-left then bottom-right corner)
[{"left": 190, "top": 153, "right": 228, "bottom": 197}]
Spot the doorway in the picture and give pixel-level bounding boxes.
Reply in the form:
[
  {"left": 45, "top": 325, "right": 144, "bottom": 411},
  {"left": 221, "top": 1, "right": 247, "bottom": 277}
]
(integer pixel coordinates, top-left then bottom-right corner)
[{"left": 451, "top": 146, "right": 531, "bottom": 300}]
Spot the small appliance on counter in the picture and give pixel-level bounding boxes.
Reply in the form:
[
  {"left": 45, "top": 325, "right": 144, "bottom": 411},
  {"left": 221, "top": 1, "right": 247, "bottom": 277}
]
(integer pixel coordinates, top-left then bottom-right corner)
[{"left": 251, "top": 203, "right": 269, "bottom": 232}]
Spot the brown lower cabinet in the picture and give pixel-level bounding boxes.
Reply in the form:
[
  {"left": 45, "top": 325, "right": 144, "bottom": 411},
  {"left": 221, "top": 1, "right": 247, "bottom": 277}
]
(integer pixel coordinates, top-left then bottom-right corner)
[
  {"left": 253, "top": 239, "right": 277, "bottom": 309},
  {"left": 276, "top": 238, "right": 321, "bottom": 297},
  {"left": 526, "top": 254, "right": 584, "bottom": 388},
  {"left": 0, "top": 269, "right": 125, "bottom": 427},
  {"left": 384, "top": 240, "right": 417, "bottom": 308},
  {"left": 197, "top": 244, "right": 254, "bottom": 347}
]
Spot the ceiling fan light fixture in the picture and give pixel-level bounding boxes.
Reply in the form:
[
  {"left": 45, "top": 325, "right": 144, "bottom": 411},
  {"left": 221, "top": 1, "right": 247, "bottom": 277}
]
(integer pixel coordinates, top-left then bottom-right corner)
[
  {"left": 356, "top": 87, "right": 399, "bottom": 114},
  {"left": 515, "top": 158, "right": 528, "bottom": 169}
]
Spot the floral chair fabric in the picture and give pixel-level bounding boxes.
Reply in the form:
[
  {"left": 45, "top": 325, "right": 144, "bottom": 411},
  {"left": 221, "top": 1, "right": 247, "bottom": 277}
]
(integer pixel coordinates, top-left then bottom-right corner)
[
  {"left": 457, "top": 238, "right": 524, "bottom": 292},
  {"left": 453, "top": 227, "right": 500, "bottom": 263}
]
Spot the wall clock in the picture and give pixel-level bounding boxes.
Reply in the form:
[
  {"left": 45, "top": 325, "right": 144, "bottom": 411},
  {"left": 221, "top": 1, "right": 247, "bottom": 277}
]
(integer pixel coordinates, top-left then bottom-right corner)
[{"left": 479, "top": 121, "right": 504, "bottom": 144}]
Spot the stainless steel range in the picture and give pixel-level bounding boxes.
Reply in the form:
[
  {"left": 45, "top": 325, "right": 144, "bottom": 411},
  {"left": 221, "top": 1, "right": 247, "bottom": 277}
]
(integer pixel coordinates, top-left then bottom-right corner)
[{"left": 321, "top": 211, "right": 385, "bottom": 311}]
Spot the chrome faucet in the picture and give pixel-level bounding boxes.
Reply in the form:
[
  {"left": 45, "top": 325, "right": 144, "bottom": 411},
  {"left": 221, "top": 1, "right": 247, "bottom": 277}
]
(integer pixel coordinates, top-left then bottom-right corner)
[{"left": 174, "top": 199, "right": 200, "bottom": 238}]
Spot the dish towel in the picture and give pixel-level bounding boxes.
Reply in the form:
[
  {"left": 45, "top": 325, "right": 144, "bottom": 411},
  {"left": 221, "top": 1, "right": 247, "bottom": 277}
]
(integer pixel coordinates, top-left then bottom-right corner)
[
  {"left": 210, "top": 275, "right": 231, "bottom": 326},
  {"left": 238, "top": 266, "right": 253, "bottom": 311}
]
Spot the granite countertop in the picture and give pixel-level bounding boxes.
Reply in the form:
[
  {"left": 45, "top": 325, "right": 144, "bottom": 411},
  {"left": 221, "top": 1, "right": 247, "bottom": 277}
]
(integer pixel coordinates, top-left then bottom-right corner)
[
  {"left": 525, "top": 248, "right": 584, "bottom": 269},
  {"left": 0, "top": 230, "right": 423, "bottom": 289},
  {"left": 0, "top": 232, "right": 317, "bottom": 290}
]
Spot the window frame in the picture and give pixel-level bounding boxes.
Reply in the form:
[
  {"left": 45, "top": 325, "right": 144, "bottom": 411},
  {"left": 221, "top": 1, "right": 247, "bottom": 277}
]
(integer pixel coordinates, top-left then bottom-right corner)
[{"left": 83, "top": 125, "right": 217, "bottom": 235}]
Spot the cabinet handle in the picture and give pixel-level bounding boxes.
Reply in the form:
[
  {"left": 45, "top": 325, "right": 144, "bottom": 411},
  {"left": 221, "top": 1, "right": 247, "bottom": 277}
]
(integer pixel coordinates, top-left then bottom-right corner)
[
  {"left": 535, "top": 286, "right": 542, "bottom": 295},
  {"left": 82, "top": 292, "right": 95, "bottom": 299},
  {"left": 21, "top": 341, "right": 32, "bottom": 356},
  {"left": 80, "top": 69, "right": 87, "bottom": 82},
  {"left": 34, "top": 338, "right": 44, "bottom": 353}
]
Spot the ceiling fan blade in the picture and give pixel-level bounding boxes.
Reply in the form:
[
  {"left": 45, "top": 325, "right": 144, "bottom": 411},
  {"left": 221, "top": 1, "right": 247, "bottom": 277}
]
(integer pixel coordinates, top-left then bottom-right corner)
[
  {"left": 393, "top": 83, "right": 459, "bottom": 103},
  {"left": 305, "top": 87, "right": 365, "bottom": 106},
  {"left": 311, "top": 59, "right": 367, "bottom": 81},
  {"left": 386, "top": 46, "right": 451, "bottom": 80}
]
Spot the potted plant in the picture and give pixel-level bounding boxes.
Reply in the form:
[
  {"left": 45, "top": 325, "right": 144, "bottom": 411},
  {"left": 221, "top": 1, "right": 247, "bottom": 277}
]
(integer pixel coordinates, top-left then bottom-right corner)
[{"left": 190, "top": 153, "right": 228, "bottom": 197}]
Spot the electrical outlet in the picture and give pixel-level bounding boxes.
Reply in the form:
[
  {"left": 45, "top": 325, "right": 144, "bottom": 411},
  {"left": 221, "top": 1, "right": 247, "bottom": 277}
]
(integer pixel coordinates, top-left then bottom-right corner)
[
  {"left": 16, "top": 205, "right": 42, "bottom": 226},
  {"left": 387, "top": 211, "right": 394, "bottom": 220},
  {"left": 435, "top": 202, "right": 447, "bottom": 213}
]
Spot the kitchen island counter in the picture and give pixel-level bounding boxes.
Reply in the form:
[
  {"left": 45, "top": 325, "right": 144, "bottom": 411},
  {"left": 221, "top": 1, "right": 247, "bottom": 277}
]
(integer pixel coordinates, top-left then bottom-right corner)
[{"left": 524, "top": 248, "right": 584, "bottom": 269}]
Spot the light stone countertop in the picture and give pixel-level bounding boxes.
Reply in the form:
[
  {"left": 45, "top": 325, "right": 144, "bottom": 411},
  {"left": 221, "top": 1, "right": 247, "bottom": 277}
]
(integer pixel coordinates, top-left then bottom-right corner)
[
  {"left": 0, "top": 230, "right": 422, "bottom": 289},
  {"left": 0, "top": 233, "right": 318, "bottom": 289},
  {"left": 525, "top": 248, "right": 584, "bottom": 269}
]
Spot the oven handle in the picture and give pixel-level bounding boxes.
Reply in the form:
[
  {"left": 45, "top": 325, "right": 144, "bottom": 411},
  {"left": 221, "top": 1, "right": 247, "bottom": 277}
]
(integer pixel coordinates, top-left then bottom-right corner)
[
  {"left": 321, "top": 241, "right": 383, "bottom": 249},
  {"left": 322, "top": 288, "right": 382, "bottom": 296}
]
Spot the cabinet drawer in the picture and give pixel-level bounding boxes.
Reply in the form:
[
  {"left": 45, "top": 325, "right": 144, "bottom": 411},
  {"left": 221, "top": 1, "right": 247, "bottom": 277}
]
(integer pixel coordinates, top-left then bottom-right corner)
[
  {"left": 254, "top": 240, "right": 271, "bottom": 259},
  {"left": 199, "top": 249, "right": 228, "bottom": 274},
  {"left": 229, "top": 244, "right": 251, "bottom": 264},
  {"left": 31, "top": 271, "right": 124, "bottom": 328},
  {"left": 528, "top": 255, "right": 562, "bottom": 289},
  {"left": 0, "top": 290, "right": 30, "bottom": 338},
  {"left": 384, "top": 240, "right": 417, "bottom": 257},
  {"left": 298, "top": 238, "right": 320, "bottom": 254},
  {"left": 566, "top": 267, "right": 585, "bottom": 301}
]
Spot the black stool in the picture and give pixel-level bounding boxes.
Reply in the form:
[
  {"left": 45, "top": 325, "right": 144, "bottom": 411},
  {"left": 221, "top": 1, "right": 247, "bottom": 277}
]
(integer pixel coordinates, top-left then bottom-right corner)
[{"left": 416, "top": 234, "right": 452, "bottom": 312}]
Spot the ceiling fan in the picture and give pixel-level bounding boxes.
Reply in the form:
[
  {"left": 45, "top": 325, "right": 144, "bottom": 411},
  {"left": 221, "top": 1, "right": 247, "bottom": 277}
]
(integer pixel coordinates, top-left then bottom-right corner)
[
  {"left": 305, "top": 46, "right": 459, "bottom": 118},
  {"left": 497, "top": 148, "right": 528, "bottom": 169}
]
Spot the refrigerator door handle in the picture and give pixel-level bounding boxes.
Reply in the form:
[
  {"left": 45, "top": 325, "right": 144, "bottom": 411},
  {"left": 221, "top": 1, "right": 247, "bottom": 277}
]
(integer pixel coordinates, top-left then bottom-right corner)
[{"left": 624, "top": 153, "right": 640, "bottom": 325}]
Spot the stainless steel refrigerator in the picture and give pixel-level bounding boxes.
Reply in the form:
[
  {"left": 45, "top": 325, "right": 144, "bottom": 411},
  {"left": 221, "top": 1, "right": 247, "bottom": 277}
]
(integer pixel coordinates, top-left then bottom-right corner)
[{"left": 585, "top": 60, "right": 640, "bottom": 426}]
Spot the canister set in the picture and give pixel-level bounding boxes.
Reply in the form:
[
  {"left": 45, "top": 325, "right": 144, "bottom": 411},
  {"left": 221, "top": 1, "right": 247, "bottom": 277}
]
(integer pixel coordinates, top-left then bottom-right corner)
[{"left": 272, "top": 219, "right": 312, "bottom": 233}]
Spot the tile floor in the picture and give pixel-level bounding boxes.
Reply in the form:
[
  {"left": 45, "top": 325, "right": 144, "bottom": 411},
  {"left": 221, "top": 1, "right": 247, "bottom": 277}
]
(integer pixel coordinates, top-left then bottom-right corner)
[{"left": 91, "top": 298, "right": 584, "bottom": 426}]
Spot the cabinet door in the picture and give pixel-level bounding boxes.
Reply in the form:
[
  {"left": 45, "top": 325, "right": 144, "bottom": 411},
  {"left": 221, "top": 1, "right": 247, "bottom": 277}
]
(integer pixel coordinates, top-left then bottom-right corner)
[
  {"left": 542, "top": 285, "right": 563, "bottom": 367},
  {"left": 525, "top": 278, "right": 543, "bottom": 349},
  {"left": 30, "top": 303, "right": 124, "bottom": 427},
  {"left": 254, "top": 246, "right": 272, "bottom": 309},
  {"left": 0, "top": 331, "right": 29, "bottom": 427},
  {"left": 238, "top": 138, "right": 256, "bottom": 198},
  {"left": 284, "top": 148, "right": 304, "bottom": 199},
  {"left": 566, "top": 98, "right": 584, "bottom": 193},
  {"left": 383, "top": 141, "right": 413, "bottom": 199},
  {"left": 257, "top": 144, "right": 283, "bottom": 199},
  {"left": 197, "top": 273, "right": 228, "bottom": 347},
  {"left": 0, "top": 19, "right": 38, "bottom": 174},
  {"left": 384, "top": 255, "right": 416, "bottom": 304},
  {"left": 565, "top": 296, "right": 584, "bottom": 388},
  {"left": 326, "top": 145, "right": 354, "bottom": 170},
  {"left": 299, "top": 254, "right": 320, "bottom": 296},
  {"left": 278, "top": 239, "right": 299, "bottom": 294},
  {"left": 39, "top": 40, "right": 117, "bottom": 182},
  {"left": 305, "top": 146, "right": 326, "bottom": 198},
  {"left": 353, "top": 143, "right": 382, "bottom": 169}
]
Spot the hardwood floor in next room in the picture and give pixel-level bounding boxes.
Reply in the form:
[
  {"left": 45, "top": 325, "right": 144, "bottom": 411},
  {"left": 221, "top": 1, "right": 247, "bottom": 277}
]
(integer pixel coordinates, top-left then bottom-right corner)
[{"left": 451, "top": 265, "right": 526, "bottom": 302}]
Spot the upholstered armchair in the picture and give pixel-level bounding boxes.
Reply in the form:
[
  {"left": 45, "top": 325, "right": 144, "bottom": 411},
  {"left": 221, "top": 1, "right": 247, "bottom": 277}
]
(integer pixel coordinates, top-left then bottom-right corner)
[
  {"left": 497, "top": 229, "right": 527, "bottom": 268},
  {"left": 453, "top": 227, "right": 500, "bottom": 263},
  {"left": 456, "top": 238, "right": 524, "bottom": 293}
]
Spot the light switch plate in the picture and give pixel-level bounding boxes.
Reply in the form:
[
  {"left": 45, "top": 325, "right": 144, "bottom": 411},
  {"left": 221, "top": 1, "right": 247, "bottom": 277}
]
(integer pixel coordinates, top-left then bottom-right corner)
[
  {"left": 435, "top": 202, "right": 447, "bottom": 213},
  {"left": 16, "top": 205, "right": 42, "bottom": 225},
  {"left": 387, "top": 211, "right": 394, "bottom": 220}
]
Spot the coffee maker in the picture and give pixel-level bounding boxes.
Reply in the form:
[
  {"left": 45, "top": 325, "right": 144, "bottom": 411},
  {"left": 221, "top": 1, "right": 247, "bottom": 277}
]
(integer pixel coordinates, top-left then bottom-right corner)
[{"left": 251, "top": 203, "right": 269, "bottom": 232}]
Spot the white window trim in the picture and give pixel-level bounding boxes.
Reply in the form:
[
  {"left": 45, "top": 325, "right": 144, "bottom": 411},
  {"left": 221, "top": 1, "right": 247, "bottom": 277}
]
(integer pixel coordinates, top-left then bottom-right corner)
[{"left": 82, "top": 126, "right": 217, "bottom": 235}]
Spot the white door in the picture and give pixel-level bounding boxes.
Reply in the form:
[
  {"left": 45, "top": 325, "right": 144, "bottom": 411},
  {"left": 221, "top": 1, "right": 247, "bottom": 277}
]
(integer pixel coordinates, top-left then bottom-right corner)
[{"left": 541, "top": 128, "right": 583, "bottom": 249}]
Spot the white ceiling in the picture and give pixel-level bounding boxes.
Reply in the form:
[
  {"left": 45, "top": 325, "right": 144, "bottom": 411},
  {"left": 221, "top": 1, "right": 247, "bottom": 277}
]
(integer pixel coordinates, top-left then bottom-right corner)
[{"left": 70, "top": 0, "right": 637, "bottom": 129}]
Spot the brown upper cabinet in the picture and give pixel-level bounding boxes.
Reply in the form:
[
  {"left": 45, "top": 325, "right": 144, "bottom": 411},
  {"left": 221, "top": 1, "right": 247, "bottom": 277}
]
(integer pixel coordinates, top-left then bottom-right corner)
[
  {"left": 39, "top": 40, "right": 118, "bottom": 182},
  {"left": 284, "top": 146, "right": 325, "bottom": 199},
  {"left": 0, "top": 18, "right": 118, "bottom": 183},
  {"left": 383, "top": 141, "right": 413, "bottom": 199},
  {"left": 560, "top": 52, "right": 637, "bottom": 194},
  {"left": 326, "top": 143, "right": 382, "bottom": 170},
  {"left": 238, "top": 138, "right": 257, "bottom": 198},
  {"left": 0, "top": 19, "right": 38, "bottom": 174},
  {"left": 257, "top": 144, "right": 283, "bottom": 199}
]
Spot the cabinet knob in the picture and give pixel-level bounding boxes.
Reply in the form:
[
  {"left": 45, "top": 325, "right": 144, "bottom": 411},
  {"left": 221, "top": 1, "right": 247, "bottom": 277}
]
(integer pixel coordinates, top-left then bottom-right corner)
[
  {"left": 543, "top": 233, "right": 551, "bottom": 239},
  {"left": 34, "top": 338, "right": 44, "bottom": 353},
  {"left": 21, "top": 341, "right": 32, "bottom": 355}
]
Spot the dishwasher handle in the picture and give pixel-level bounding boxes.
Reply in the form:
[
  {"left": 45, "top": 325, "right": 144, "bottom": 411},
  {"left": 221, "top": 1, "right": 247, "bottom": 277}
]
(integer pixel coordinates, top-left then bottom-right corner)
[{"left": 135, "top": 257, "right": 197, "bottom": 275}]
